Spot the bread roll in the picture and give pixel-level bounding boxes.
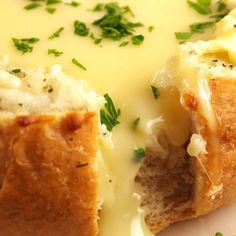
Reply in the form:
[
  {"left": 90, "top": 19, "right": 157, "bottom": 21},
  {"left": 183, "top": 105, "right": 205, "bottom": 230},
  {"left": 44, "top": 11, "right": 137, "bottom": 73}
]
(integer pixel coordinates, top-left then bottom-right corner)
[
  {"left": 0, "top": 60, "right": 105, "bottom": 236},
  {"left": 135, "top": 9, "right": 236, "bottom": 234}
]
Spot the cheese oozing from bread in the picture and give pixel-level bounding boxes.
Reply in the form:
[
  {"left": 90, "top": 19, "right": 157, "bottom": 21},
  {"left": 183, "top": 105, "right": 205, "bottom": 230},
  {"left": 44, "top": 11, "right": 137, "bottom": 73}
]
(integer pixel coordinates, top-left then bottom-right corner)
[{"left": 136, "top": 8, "right": 236, "bottom": 234}]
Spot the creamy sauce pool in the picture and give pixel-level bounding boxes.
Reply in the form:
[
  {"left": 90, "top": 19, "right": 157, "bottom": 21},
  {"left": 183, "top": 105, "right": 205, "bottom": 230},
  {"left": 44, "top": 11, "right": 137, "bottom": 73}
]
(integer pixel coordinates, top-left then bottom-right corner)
[{"left": 0, "top": 1, "right": 208, "bottom": 235}]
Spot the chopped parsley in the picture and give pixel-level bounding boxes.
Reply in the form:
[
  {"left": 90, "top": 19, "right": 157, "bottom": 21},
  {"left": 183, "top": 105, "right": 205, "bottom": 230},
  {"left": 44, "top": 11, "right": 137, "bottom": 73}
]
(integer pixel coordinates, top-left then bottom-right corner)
[
  {"left": 119, "top": 41, "right": 129, "bottom": 47},
  {"left": 24, "top": 0, "right": 79, "bottom": 13},
  {"left": 48, "top": 49, "right": 63, "bottom": 57},
  {"left": 217, "top": 1, "right": 226, "bottom": 12},
  {"left": 132, "top": 117, "right": 140, "bottom": 130},
  {"left": 198, "top": 0, "right": 211, "bottom": 5},
  {"left": 46, "top": 0, "right": 61, "bottom": 5},
  {"left": 93, "top": 3, "right": 104, "bottom": 11},
  {"left": 187, "top": 0, "right": 212, "bottom": 15},
  {"left": 92, "top": 2, "right": 144, "bottom": 44},
  {"left": 12, "top": 37, "right": 40, "bottom": 54},
  {"left": 133, "top": 148, "right": 145, "bottom": 162},
  {"left": 24, "top": 2, "right": 41, "bottom": 10},
  {"left": 90, "top": 33, "right": 103, "bottom": 44},
  {"left": 45, "top": 7, "right": 56, "bottom": 14},
  {"left": 131, "top": 34, "right": 144, "bottom": 45},
  {"left": 66, "top": 1, "right": 80, "bottom": 7},
  {"left": 175, "top": 32, "right": 193, "bottom": 40},
  {"left": 100, "top": 94, "right": 121, "bottom": 131},
  {"left": 175, "top": 0, "right": 229, "bottom": 41},
  {"left": 215, "top": 233, "right": 223, "bottom": 236},
  {"left": 190, "top": 21, "right": 215, "bottom": 33},
  {"left": 151, "top": 85, "right": 160, "bottom": 99},
  {"left": 72, "top": 58, "right": 87, "bottom": 71},
  {"left": 148, "top": 26, "right": 154, "bottom": 32},
  {"left": 12, "top": 69, "right": 21, "bottom": 73},
  {"left": 49, "top": 27, "right": 64, "bottom": 39},
  {"left": 74, "top": 21, "right": 90, "bottom": 37},
  {"left": 21, "top": 38, "right": 40, "bottom": 43}
]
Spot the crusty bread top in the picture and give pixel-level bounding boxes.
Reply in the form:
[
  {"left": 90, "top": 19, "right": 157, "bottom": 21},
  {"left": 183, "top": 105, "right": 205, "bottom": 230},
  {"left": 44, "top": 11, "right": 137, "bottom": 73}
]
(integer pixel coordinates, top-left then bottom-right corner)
[{"left": 0, "top": 112, "right": 99, "bottom": 236}]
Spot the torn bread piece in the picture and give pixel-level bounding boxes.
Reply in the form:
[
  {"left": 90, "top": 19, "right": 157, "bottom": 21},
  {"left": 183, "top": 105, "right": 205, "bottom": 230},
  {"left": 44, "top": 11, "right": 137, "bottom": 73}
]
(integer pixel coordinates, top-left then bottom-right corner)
[
  {"left": 0, "top": 58, "right": 107, "bottom": 236},
  {"left": 136, "top": 9, "right": 236, "bottom": 234}
]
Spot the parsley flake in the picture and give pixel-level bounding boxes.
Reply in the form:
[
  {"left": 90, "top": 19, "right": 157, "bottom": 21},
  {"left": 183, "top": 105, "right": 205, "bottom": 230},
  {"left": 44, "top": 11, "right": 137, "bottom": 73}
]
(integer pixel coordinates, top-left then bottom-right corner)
[
  {"left": 119, "top": 41, "right": 129, "bottom": 47},
  {"left": 24, "top": 2, "right": 41, "bottom": 10},
  {"left": 12, "top": 69, "right": 21, "bottom": 73},
  {"left": 49, "top": 27, "right": 64, "bottom": 39},
  {"left": 215, "top": 233, "right": 223, "bottom": 236},
  {"left": 148, "top": 26, "right": 154, "bottom": 32},
  {"left": 133, "top": 148, "right": 145, "bottom": 162},
  {"left": 131, "top": 34, "right": 144, "bottom": 45},
  {"left": 187, "top": 0, "right": 212, "bottom": 14},
  {"left": 132, "top": 117, "right": 140, "bottom": 130},
  {"left": 151, "top": 85, "right": 160, "bottom": 99},
  {"left": 74, "top": 21, "right": 90, "bottom": 37},
  {"left": 72, "top": 58, "right": 87, "bottom": 71},
  {"left": 46, "top": 7, "right": 56, "bottom": 14},
  {"left": 100, "top": 94, "right": 121, "bottom": 131},
  {"left": 46, "top": 0, "right": 61, "bottom": 5},
  {"left": 93, "top": 2, "right": 143, "bottom": 41},
  {"left": 66, "top": 1, "right": 80, "bottom": 7},
  {"left": 12, "top": 37, "right": 40, "bottom": 54},
  {"left": 48, "top": 49, "right": 63, "bottom": 57}
]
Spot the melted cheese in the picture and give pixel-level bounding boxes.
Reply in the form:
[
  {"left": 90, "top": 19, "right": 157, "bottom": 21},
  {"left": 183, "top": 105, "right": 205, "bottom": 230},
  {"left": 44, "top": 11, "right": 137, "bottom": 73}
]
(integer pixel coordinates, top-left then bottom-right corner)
[
  {"left": 0, "top": 1, "right": 210, "bottom": 235},
  {"left": 154, "top": 8, "right": 236, "bottom": 203}
]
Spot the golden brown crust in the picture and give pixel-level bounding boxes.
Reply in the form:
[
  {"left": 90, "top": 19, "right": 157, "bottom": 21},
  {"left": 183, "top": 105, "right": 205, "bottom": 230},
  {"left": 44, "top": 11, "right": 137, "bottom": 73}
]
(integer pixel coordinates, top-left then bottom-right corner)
[
  {"left": 138, "top": 77, "right": 236, "bottom": 233},
  {"left": 0, "top": 112, "right": 98, "bottom": 236},
  {"left": 194, "top": 78, "right": 236, "bottom": 213},
  {"left": 174, "top": 77, "right": 236, "bottom": 225}
]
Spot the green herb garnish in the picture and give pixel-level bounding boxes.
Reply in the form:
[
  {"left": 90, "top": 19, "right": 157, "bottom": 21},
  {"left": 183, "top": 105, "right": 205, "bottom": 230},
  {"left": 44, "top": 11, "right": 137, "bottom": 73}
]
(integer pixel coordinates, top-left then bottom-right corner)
[
  {"left": 46, "top": 0, "right": 61, "bottom": 5},
  {"left": 21, "top": 38, "right": 40, "bottom": 43},
  {"left": 217, "top": 0, "right": 226, "bottom": 12},
  {"left": 175, "top": 0, "right": 229, "bottom": 41},
  {"left": 66, "top": 1, "right": 80, "bottom": 7},
  {"left": 49, "top": 27, "right": 64, "bottom": 39},
  {"left": 48, "top": 49, "right": 63, "bottom": 57},
  {"left": 74, "top": 20, "right": 90, "bottom": 36},
  {"left": 72, "top": 58, "right": 87, "bottom": 71},
  {"left": 198, "top": 0, "right": 211, "bottom": 6},
  {"left": 187, "top": 0, "right": 212, "bottom": 14},
  {"left": 210, "top": 12, "right": 229, "bottom": 21},
  {"left": 90, "top": 33, "right": 103, "bottom": 44},
  {"left": 215, "top": 233, "right": 223, "bottom": 236},
  {"left": 151, "top": 85, "right": 160, "bottom": 99},
  {"left": 12, "top": 69, "right": 21, "bottom": 73},
  {"left": 24, "top": 2, "right": 41, "bottom": 10},
  {"left": 131, "top": 34, "right": 144, "bottom": 45},
  {"left": 12, "top": 37, "right": 40, "bottom": 54},
  {"left": 93, "top": 3, "right": 104, "bottom": 11},
  {"left": 132, "top": 117, "right": 140, "bottom": 130},
  {"left": 148, "top": 26, "right": 154, "bottom": 32},
  {"left": 93, "top": 2, "right": 143, "bottom": 41},
  {"left": 46, "top": 7, "right": 56, "bottom": 14},
  {"left": 190, "top": 21, "right": 215, "bottom": 33},
  {"left": 175, "top": 32, "right": 193, "bottom": 40},
  {"left": 119, "top": 41, "right": 129, "bottom": 47},
  {"left": 100, "top": 94, "right": 121, "bottom": 131},
  {"left": 133, "top": 148, "right": 145, "bottom": 162}
]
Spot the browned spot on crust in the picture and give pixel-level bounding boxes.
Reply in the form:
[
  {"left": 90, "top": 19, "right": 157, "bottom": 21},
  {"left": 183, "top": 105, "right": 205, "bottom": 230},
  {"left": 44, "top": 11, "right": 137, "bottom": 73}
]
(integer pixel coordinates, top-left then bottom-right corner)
[
  {"left": 182, "top": 93, "right": 198, "bottom": 111},
  {"left": 66, "top": 113, "right": 84, "bottom": 131},
  {"left": 16, "top": 116, "right": 53, "bottom": 127}
]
